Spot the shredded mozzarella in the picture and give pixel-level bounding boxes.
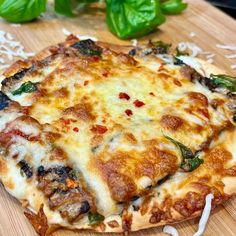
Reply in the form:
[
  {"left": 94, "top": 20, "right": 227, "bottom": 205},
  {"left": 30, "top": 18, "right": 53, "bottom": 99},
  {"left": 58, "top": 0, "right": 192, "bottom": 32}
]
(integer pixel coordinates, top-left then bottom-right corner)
[
  {"left": 231, "top": 65, "right": 236, "bottom": 70},
  {"left": 206, "top": 53, "right": 215, "bottom": 59},
  {"left": 10, "top": 24, "right": 21, "bottom": 28},
  {"left": 62, "top": 28, "right": 71, "bottom": 36},
  {"left": 0, "top": 30, "right": 35, "bottom": 71},
  {"left": 206, "top": 58, "right": 214, "bottom": 64},
  {"left": 163, "top": 225, "right": 179, "bottom": 236},
  {"left": 131, "top": 39, "right": 138, "bottom": 47},
  {"left": 225, "top": 54, "right": 236, "bottom": 59},
  {"left": 62, "top": 28, "right": 98, "bottom": 41},
  {"left": 177, "top": 42, "right": 202, "bottom": 57},
  {"left": 216, "top": 44, "right": 236, "bottom": 50},
  {"left": 190, "top": 32, "right": 196, "bottom": 37},
  {"left": 193, "top": 194, "right": 214, "bottom": 236}
]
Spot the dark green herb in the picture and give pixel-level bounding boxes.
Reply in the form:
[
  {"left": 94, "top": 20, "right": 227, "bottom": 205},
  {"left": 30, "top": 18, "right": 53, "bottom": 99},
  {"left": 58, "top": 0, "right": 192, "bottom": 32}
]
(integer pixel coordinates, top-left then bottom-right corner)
[
  {"left": 69, "top": 169, "right": 78, "bottom": 180},
  {"left": 153, "top": 41, "right": 172, "bottom": 54},
  {"left": 210, "top": 74, "right": 236, "bottom": 92},
  {"left": 105, "top": 0, "right": 166, "bottom": 39},
  {"left": 71, "top": 39, "right": 102, "bottom": 57},
  {"left": 181, "top": 155, "right": 204, "bottom": 172},
  {"left": 164, "top": 135, "right": 194, "bottom": 160},
  {"left": 164, "top": 135, "right": 203, "bottom": 172},
  {"left": 233, "top": 111, "right": 236, "bottom": 122},
  {"left": 160, "top": 0, "right": 188, "bottom": 15},
  {"left": 0, "top": 0, "right": 47, "bottom": 23},
  {"left": 12, "top": 81, "right": 39, "bottom": 96},
  {"left": 175, "top": 47, "right": 189, "bottom": 56},
  {"left": 88, "top": 212, "right": 105, "bottom": 226}
]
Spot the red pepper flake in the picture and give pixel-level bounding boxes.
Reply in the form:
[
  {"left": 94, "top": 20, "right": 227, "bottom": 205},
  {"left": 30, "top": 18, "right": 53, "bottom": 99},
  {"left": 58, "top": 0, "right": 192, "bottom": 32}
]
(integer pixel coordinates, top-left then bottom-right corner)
[
  {"left": 119, "top": 92, "right": 130, "bottom": 100},
  {"left": 158, "top": 63, "right": 165, "bottom": 72},
  {"left": 73, "top": 127, "right": 79, "bottom": 132},
  {"left": 102, "top": 71, "right": 109, "bottom": 77},
  {"left": 149, "top": 92, "right": 155, "bottom": 96},
  {"left": 134, "top": 99, "right": 145, "bottom": 107},
  {"left": 84, "top": 80, "right": 89, "bottom": 86},
  {"left": 61, "top": 118, "right": 76, "bottom": 125},
  {"left": 125, "top": 109, "right": 133, "bottom": 116},
  {"left": 91, "top": 125, "right": 108, "bottom": 134},
  {"left": 90, "top": 56, "right": 100, "bottom": 62}
]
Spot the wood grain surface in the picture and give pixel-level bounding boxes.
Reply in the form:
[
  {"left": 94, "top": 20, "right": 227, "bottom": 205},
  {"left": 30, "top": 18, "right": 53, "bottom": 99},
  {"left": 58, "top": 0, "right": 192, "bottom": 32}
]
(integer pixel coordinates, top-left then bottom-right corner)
[{"left": 0, "top": 0, "right": 236, "bottom": 235}]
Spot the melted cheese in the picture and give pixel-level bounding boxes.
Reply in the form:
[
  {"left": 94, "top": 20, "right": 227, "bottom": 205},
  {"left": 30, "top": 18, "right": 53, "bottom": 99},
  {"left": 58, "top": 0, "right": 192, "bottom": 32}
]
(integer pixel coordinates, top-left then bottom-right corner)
[{"left": 0, "top": 40, "right": 235, "bottom": 233}]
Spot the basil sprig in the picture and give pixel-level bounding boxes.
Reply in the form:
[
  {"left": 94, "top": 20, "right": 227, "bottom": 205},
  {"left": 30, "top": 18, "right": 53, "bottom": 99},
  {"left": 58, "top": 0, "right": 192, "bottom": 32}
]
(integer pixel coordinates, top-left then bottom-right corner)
[
  {"left": 12, "top": 81, "right": 39, "bottom": 96},
  {"left": 164, "top": 135, "right": 203, "bottom": 172},
  {"left": 88, "top": 212, "right": 105, "bottom": 226},
  {"left": 0, "top": 0, "right": 188, "bottom": 39},
  {"left": 0, "top": 0, "right": 47, "bottom": 23},
  {"left": 210, "top": 74, "right": 236, "bottom": 92}
]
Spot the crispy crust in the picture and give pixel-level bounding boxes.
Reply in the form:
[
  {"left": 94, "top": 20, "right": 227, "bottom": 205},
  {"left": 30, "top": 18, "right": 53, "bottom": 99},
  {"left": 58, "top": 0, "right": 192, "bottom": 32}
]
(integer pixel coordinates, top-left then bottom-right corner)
[{"left": 0, "top": 36, "right": 236, "bottom": 234}]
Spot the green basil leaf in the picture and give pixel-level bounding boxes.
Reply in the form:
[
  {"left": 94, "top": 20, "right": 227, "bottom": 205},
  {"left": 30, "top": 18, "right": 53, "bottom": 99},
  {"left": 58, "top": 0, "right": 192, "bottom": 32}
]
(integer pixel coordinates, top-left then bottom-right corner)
[
  {"left": 181, "top": 156, "right": 204, "bottom": 172},
  {"left": 71, "top": 39, "right": 102, "bottom": 56},
  {"left": 105, "top": 0, "right": 166, "bottom": 39},
  {"left": 88, "top": 212, "right": 104, "bottom": 226},
  {"left": 54, "top": 0, "right": 75, "bottom": 17},
  {"left": 12, "top": 81, "right": 39, "bottom": 96},
  {"left": 160, "top": 0, "right": 188, "bottom": 15},
  {"left": 164, "top": 135, "right": 204, "bottom": 172},
  {"left": 164, "top": 135, "right": 194, "bottom": 160},
  {"left": 54, "top": 0, "right": 99, "bottom": 17},
  {"left": 210, "top": 74, "right": 236, "bottom": 92},
  {"left": 0, "top": 0, "right": 47, "bottom": 23}
]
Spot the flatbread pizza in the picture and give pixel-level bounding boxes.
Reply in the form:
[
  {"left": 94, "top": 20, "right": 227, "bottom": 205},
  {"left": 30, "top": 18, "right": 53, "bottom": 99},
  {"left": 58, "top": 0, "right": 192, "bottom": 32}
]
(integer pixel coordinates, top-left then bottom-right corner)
[{"left": 0, "top": 35, "right": 235, "bottom": 235}]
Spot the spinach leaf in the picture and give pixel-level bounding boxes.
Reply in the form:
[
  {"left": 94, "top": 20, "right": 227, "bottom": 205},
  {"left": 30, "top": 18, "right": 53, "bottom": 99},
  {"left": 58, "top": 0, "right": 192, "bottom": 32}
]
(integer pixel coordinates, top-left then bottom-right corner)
[
  {"left": 0, "top": 0, "right": 47, "bottom": 23},
  {"left": 160, "top": 0, "right": 188, "bottom": 15},
  {"left": 12, "top": 81, "right": 39, "bottom": 96},
  {"left": 164, "top": 135, "right": 203, "bottom": 172},
  {"left": 71, "top": 39, "right": 102, "bottom": 56},
  {"left": 105, "top": 0, "right": 165, "bottom": 39},
  {"left": 210, "top": 74, "right": 236, "bottom": 92},
  {"left": 88, "top": 212, "right": 104, "bottom": 226},
  {"left": 152, "top": 41, "right": 172, "bottom": 54}
]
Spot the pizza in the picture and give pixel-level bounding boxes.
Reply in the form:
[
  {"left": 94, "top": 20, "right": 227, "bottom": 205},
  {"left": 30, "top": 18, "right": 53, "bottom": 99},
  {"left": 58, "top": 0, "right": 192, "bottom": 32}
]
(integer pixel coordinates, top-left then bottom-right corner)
[{"left": 0, "top": 35, "right": 235, "bottom": 236}]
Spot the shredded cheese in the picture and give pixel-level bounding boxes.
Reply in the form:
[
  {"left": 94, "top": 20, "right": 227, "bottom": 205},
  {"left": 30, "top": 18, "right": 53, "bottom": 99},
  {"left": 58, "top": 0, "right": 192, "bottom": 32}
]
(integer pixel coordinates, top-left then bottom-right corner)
[
  {"left": 225, "top": 54, "right": 236, "bottom": 59},
  {"left": 190, "top": 32, "right": 196, "bottom": 37},
  {"left": 216, "top": 44, "right": 236, "bottom": 51},
  {"left": 62, "top": 28, "right": 98, "bottom": 41},
  {"left": 163, "top": 225, "right": 179, "bottom": 236},
  {"left": 231, "top": 65, "right": 236, "bottom": 70},
  {"left": 193, "top": 194, "right": 214, "bottom": 236},
  {"left": 177, "top": 42, "right": 202, "bottom": 57},
  {"left": 131, "top": 39, "right": 138, "bottom": 47},
  {"left": 0, "top": 30, "right": 35, "bottom": 71}
]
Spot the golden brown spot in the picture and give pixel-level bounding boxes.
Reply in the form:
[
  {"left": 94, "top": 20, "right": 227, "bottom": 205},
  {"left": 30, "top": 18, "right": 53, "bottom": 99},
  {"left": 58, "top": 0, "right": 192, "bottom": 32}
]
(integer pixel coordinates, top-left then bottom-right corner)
[
  {"left": 107, "top": 220, "right": 119, "bottom": 228},
  {"left": 62, "top": 103, "right": 95, "bottom": 121},
  {"left": 188, "top": 92, "right": 208, "bottom": 106},
  {"left": 24, "top": 204, "right": 49, "bottom": 236},
  {"left": 205, "top": 147, "right": 232, "bottom": 174},
  {"left": 123, "top": 133, "right": 137, "bottom": 145},
  {"left": 160, "top": 114, "right": 183, "bottom": 131},
  {"left": 5, "top": 178, "right": 15, "bottom": 190},
  {"left": 0, "top": 159, "right": 8, "bottom": 174},
  {"left": 122, "top": 210, "right": 133, "bottom": 233},
  {"left": 49, "top": 147, "right": 68, "bottom": 161},
  {"left": 211, "top": 98, "right": 225, "bottom": 109},
  {"left": 53, "top": 88, "right": 69, "bottom": 98}
]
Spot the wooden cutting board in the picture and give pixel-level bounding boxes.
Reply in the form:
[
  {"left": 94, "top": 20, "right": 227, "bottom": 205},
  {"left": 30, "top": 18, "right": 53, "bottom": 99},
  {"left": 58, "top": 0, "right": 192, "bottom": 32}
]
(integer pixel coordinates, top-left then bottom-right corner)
[{"left": 0, "top": 0, "right": 236, "bottom": 235}]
